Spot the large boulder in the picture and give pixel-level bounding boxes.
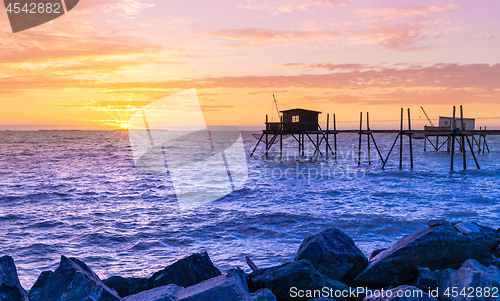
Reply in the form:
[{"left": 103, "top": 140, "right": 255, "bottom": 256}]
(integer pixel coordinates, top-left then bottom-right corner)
[
  {"left": 0, "top": 256, "right": 28, "bottom": 301},
  {"left": 28, "top": 271, "right": 52, "bottom": 300},
  {"left": 434, "top": 259, "right": 500, "bottom": 301},
  {"left": 103, "top": 276, "right": 148, "bottom": 298},
  {"left": 363, "top": 285, "right": 438, "bottom": 301},
  {"left": 413, "top": 268, "right": 438, "bottom": 293},
  {"left": 295, "top": 228, "right": 368, "bottom": 283},
  {"left": 176, "top": 268, "right": 275, "bottom": 301},
  {"left": 356, "top": 223, "right": 498, "bottom": 286},
  {"left": 147, "top": 251, "right": 221, "bottom": 289},
  {"left": 248, "top": 260, "right": 350, "bottom": 301},
  {"left": 494, "top": 245, "right": 500, "bottom": 258},
  {"left": 124, "top": 284, "right": 178, "bottom": 301},
  {"left": 477, "top": 253, "right": 500, "bottom": 269},
  {"left": 126, "top": 268, "right": 276, "bottom": 301},
  {"left": 30, "top": 256, "right": 121, "bottom": 301}
]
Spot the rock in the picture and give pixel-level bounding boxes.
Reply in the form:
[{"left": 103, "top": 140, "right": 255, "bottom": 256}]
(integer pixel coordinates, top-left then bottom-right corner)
[
  {"left": 294, "top": 228, "right": 368, "bottom": 283},
  {"left": 248, "top": 260, "right": 350, "bottom": 301},
  {"left": 435, "top": 259, "right": 500, "bottom": 301},
  {"left": 28, "top": 271, "right": 52, "bottom": 301},
  {"left": 246, "top": 256, "right": 259, "bottom": 271},
  {"left": 30, "top": 255, "right": 121, "bottom": 301},
  {"left": 427, "top": 219, "right": 451, "bottom": 228},
  {"left": 124, "top": 284, "right": 179, "bottom": 301},
  {"left": 477, "top": 253, "right": 500, "bottom": 269},
  {"left": 176, "top": 268, "right": 275, "bottom": 301},
  {"left": 355, "top": 223, "right": 499, "bottom": 287},
  {"left": 454, "top": 222, "right": 481, "bottom": 235},
  {"left": 494, "top": 245, "right": 500, "bottom": 258},
  {"left": 248, "top": 288, "right": 276, "bottom": 301},
  {"left": 103, "top": 276, "right": 148, "bottom": 297},
  {"left": 127, "top": 268, "right": 276, "bottom": 301},
  {"left": 363, "top": 285, "right": 438, "bottom": 301},
  {"left": 413, "top": 268, "right": 438, "bottom": 292},
  {"left": 0, "top": 256, "right": 28, "bottom": 301},
  {"left": 147, "top": 251, "right": 221, "bottom": 289},
  {"left": 369, "top": 249, "right": 387, "bottom": 261}
]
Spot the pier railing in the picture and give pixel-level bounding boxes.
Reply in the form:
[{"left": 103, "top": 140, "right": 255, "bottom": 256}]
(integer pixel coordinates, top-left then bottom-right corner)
[{"left": 266, "top": 121, "right": 319, "bottom": 132}]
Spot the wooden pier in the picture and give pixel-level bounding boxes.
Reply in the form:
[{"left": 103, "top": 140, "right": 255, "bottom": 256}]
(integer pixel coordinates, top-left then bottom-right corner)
[{"left": 250, "top": 105, "right": 499, "bottom": 171}]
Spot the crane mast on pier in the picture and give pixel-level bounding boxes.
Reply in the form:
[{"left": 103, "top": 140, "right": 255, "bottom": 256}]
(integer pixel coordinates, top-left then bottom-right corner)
[{"left": 420, "top": 106, "right": 435, "bottom": 127}]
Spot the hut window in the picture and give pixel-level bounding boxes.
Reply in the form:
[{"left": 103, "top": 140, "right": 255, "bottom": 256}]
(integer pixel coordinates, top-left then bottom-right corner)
[{"left": 292, "top": 115, "right": 299, "bottom": 122}]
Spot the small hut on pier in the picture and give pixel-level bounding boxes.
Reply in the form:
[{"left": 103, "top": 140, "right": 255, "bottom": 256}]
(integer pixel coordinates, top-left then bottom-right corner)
[{"left": 266, "top": 108, "right": 321, "bottom": 132}]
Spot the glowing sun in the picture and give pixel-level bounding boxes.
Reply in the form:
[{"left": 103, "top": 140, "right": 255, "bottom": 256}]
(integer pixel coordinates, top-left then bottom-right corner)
[{"left": 119, "top": 122, "right": 129, "bottom": 130}]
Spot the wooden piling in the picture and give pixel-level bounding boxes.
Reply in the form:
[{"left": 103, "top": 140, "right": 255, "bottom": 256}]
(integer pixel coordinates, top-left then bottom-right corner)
[
  {"left": 265, "top": 115, "right": 269, "bottom": 157},
  {"left": 370, "top": 129, "right": 385, "bottom": 165},
  {"left": 450, "top": 106, "right": 456, "bottom": 171},
  {"left": 280, "top": 115, "right": 283, "bottom": 159},
  {"left": 367, "top": 112, "right": 372, "bottom": 165},
  {"left": 483, "top": 127, "right": 490, "bottom": 153},
  {"left": 399, "top": 108, "right": 403, "bottom": 170},
  {"left": 316, "top": 133, "right": 320, "bottom": 160},
  {"left": 478, "top": 127, "right": 482, "bottom": 154},
  {"left": 358, "top": 112, "right": 362, "bottom": 166},
  {"left": 250, "top": 133, "right": 264, "bottom": 157},
  {"left": 460, "top": 105, "right": 466, "bottom": 170},
  {"left": 334, "top": 114, "right": 338, "bottom": 160},
  {"left": 326, "top": 114, "right": 329, "bottom": 160},
  {"left": 408, "top": 108, "right": 413, "bottom": 170}
]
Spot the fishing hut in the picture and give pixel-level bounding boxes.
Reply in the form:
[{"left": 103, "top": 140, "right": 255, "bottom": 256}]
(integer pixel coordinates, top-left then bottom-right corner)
[
  {"left": 421, "top": 109, "right": 485, "bottom": 155},
  {"left": 439, "top": 116, "right": 475, "bottom": 130},
  {"left": 279, "top": 109, "right": 321, "bottom": 131},
  {"left": 251, "top": 107, "right": 336, "bottom": 160}
]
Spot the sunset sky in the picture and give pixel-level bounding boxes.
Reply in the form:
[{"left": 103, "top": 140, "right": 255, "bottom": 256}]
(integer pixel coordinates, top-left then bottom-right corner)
[{"left": 1, "top": 0, "right": 500, "bottom": 130}]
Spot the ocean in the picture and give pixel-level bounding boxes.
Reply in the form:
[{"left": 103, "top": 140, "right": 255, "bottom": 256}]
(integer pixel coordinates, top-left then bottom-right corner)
[{"left": 1, "top": 130, "right": 499, "bottom": 289}]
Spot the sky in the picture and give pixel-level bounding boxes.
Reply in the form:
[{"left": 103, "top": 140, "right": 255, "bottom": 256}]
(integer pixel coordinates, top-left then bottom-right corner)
[{"left": 1, "top": 0, "right": 500, "bottom": 130}]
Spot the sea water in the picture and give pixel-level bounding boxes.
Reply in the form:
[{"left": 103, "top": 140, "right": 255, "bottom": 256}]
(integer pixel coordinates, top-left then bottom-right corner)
[{"left": 0, "top": 130, "right": 499, "bottom": 288}]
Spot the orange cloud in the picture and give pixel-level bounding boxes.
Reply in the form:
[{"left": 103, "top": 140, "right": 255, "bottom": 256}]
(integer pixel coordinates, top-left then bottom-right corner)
[
  {"left": 55, "top": 63, "right": 498, "bottom": 106},
  {"left": 4, "top": 63, "right": 499, "bottom": 100}
]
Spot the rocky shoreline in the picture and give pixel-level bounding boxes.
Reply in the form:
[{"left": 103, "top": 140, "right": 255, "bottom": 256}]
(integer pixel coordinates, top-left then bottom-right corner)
[{"left": 1, "top": 220, "right": 500, "bottom": 301}]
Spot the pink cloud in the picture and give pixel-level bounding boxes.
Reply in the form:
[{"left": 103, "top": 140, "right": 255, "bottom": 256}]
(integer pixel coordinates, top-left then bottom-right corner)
[
  {"left": 280, "top": 63, "right": 366, "bottom": 70},
  {"left": 356, "top": 4, "right": 459, "bottom": 22},
  {"left": 104, "top": 0, "right": 155, "bottom": 18},
  {"left": 372, "top": 20, "right": 449, "bottom": 51},
  {"left": 207, "top": 18, "right": 451, "bottom": 51},
  {"left": 241, "top": 0, "right": 348, "bottom": 15},
  {"left": 469, "top": 34, "right": 495, "bottom": 41}
]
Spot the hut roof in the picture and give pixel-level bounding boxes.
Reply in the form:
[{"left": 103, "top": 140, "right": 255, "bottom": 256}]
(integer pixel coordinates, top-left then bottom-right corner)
[{"left": 280, "top": 108, "right": 322, "bottom": 114}]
